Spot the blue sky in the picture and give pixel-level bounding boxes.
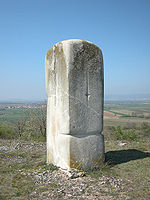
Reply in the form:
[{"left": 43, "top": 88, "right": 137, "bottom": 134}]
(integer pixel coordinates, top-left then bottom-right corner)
[{"left": 0, "top": 0, "right": 150, "bottom": 101}]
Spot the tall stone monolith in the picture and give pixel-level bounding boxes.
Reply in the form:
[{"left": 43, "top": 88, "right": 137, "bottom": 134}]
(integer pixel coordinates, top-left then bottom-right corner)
[{"left": 45, "top": 39, "right": 104, "bottom": 170}]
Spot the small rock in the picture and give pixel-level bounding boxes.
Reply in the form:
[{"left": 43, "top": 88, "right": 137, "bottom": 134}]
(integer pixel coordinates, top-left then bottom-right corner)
[
  {"left": 77, "top": 171, "right": 85, "bottom": 177},
  {"left": 70, "top": 173, "right": 78, "bottom": 179},
  {"left": 118, "top": 142, "right": 127, "bottom": 147}
]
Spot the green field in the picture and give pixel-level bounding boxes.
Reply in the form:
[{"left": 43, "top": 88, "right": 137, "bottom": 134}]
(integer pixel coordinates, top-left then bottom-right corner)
[
  {"left": 0, "top": 108, "right": 34, "bottom": 127},
  {"left": 104, "top": 101, "right": 150, "bottom": 128},
  {"left": 105, "top": 101, "right": 150, "bottom": 115}
]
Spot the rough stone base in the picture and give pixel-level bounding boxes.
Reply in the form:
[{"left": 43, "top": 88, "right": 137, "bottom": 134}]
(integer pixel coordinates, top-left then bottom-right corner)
[{"left": 47, "top": 133, "right": 105, "bottom": 171}]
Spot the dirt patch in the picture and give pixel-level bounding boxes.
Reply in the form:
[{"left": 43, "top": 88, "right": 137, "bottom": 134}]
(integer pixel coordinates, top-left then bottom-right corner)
[{"left": 104, "top": 111, "right": 122, "bottom": 119}]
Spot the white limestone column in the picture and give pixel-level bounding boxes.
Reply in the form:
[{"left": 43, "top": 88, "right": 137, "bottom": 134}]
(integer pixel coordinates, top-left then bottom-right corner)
[{"left": 45, "top": 39, "right": 104, "bottom": 170}]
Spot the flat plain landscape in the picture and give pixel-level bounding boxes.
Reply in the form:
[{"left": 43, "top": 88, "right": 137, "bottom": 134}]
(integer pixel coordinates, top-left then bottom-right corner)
[
  {"left": 0, "top": 101, "right": 150, "bottom": 199},
  {"left": 104, "top": 101, "right": 150, "bottom": 127}
]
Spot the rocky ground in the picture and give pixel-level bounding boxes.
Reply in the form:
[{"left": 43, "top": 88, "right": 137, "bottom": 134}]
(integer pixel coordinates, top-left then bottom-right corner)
[{"left": 0, "top": 139, "right": 129, "bottom": 200}]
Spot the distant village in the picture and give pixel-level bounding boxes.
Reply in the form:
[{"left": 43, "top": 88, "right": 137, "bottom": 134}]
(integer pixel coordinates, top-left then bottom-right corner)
[{"left": 0, "top": 103, "right": 46, "bottom": 110}]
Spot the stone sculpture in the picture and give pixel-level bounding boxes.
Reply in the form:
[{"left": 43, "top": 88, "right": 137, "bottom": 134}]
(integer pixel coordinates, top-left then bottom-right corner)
[{"left": 45, "top": 39, "right": 104, "bottom": 170}]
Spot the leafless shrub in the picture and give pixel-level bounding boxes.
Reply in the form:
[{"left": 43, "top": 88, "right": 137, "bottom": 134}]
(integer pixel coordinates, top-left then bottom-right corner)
[{"left": 15, "top": 104, "right": 47, "bottom": 141}]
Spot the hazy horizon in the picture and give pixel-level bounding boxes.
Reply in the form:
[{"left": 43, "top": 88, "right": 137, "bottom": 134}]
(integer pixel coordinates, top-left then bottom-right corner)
[
  {"left": 0, "top": 93, "right": 150, "bottom": 103},
  {"left": 0, "top": 0, "right": 150, "bottom": 100}
]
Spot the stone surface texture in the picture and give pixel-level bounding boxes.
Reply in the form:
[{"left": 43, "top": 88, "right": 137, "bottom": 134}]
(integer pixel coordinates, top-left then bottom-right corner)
[{"left": 45, "top": 39, "right": 104, "bottom": 170}]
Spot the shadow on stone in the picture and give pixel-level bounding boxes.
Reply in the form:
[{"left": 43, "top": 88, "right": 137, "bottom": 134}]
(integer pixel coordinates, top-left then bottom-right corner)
[{"left": 105, "top": 149, "right": 150, "bottom": 165}]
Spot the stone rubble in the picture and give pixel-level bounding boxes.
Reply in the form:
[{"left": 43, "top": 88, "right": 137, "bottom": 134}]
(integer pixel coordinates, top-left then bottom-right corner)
[
  {"left": 20, "top": 168, "right": 123, "bottom": 199},
  {"left": 0, "top": 140, "right": 126, "bottom": 199}
]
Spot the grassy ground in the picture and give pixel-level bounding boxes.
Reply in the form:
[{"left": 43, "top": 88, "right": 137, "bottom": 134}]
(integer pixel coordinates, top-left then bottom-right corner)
[
  {"left": 104, "top": 139, "right": 150, "bottom": 199},
  {"left": 0, "top": 136, "right": 150, "bottom": 199},
  {"left": 0, "top": 140, "right": 52, "bottom": 200}
]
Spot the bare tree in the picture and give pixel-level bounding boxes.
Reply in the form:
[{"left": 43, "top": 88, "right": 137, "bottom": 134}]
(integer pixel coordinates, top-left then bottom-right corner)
[
  {"left": 28, "top": 105, "right": 47, "bottom": 138},
  {"left": 15, "top": 103, "right": 47, "bottom": 140},
  {"left": 15, "top": 119, "right": 27, "bottom": 137}
]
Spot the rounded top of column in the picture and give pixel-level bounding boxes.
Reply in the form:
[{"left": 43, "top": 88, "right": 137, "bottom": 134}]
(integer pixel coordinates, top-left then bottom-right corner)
[
  {"left": 46, "top": 39, "right": 102, "bottom": 60},
  {"left": 54, "top": 39, "right": 100, "bottom": 50},
  {"left": 57, "top": 39, "right": 93, "bottom": 44}
]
